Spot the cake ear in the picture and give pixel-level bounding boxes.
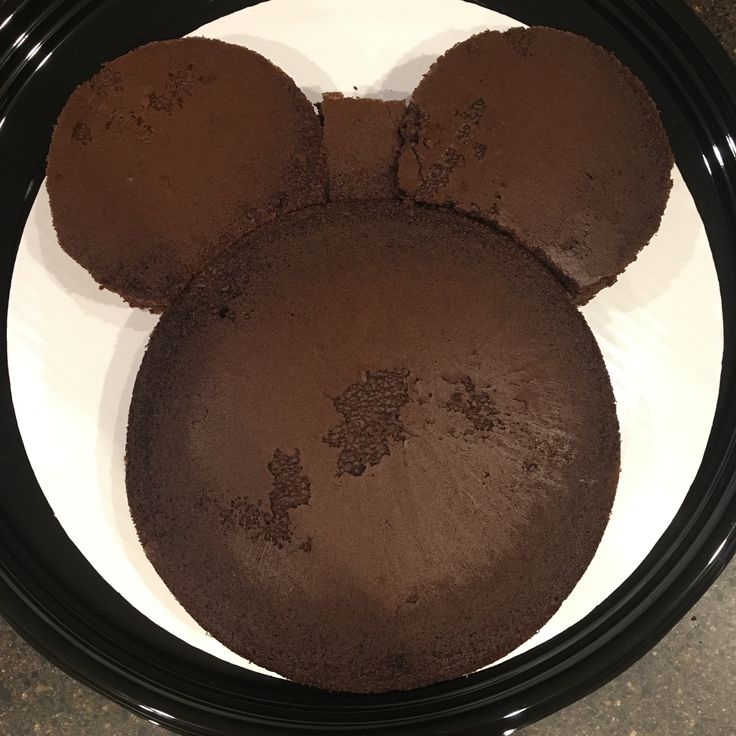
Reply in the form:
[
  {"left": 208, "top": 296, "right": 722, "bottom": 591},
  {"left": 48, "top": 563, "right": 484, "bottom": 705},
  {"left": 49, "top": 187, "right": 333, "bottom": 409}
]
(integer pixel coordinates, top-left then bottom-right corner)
[
  {"left": 398, "top": 26, "right": 673, "bottom": 303},
  {"left": 46, "top": 37, "right": 326, "bottom": 311}
]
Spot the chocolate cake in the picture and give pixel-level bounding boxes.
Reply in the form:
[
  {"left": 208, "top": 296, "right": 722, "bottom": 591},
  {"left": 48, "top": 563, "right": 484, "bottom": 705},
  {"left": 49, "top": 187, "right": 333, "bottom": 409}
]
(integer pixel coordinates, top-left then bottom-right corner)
[
  {"left": 399, "top": 26, "right": 674, "bottom": 303},
  {"left": 320, "top": 93, "right": 406, "bottom": 200},
  {"left": 46, "top": 37, "right": 325, "bottom": 310},
  {"left": 126, "top": 200, "right": 620, "bottom": 693}
]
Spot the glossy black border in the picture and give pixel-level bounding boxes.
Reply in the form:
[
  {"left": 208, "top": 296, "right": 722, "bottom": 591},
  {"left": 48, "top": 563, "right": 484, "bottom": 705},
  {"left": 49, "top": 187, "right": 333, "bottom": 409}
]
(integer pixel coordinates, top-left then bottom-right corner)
[{"left": 1, "top": 1, "right": 735, "bottom": 734}]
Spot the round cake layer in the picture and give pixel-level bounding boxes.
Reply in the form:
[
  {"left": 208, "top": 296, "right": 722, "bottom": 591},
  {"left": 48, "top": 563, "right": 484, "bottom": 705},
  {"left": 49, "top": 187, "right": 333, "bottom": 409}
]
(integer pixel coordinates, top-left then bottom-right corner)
[
  {"left": 126, "top": 201, "right": 620, "bottom": 692},
  {"left": 47, "top": 37, "right": 325, "bottom": 310},
  {"left": 399, "top": 26, "right": 674, "bottom": 303}
]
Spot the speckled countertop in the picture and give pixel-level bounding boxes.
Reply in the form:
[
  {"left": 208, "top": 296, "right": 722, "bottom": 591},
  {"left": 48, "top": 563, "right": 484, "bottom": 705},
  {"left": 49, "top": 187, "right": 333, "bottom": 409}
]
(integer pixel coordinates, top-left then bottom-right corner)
[
  {"left": 1, "top": 2, "right": 735, "bottom": 735},
  {"left": 688, "top": 0, "right": 736, "bottom": 57}
]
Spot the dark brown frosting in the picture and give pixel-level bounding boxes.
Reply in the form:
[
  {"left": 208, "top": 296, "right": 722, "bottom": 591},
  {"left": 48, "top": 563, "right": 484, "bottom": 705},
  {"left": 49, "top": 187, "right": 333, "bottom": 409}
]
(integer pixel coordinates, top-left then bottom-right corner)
[
  {"left": 399, "top": 26, "right": 674, "bottom": 302},
  {"left": 46, "top": 37, "right": 326, "bottom": 310},
  {"left": 126, "top": 201, "right": 619, "bottom": 693}
]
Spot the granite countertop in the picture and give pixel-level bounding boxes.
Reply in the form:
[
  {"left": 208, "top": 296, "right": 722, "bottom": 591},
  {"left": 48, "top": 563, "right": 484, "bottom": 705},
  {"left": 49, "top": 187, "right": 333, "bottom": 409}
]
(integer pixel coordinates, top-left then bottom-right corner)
[{"left": 1, "top": 2, "right": 735, "bottom": 735}]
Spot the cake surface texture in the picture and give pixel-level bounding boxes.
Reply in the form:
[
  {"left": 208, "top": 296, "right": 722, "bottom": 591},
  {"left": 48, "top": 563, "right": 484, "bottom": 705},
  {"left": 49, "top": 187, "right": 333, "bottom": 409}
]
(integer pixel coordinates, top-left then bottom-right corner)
[
  {"left": 399, "top": 26, "right": 674, "bottom": 302},
  {"left": 46, "top": 37, "right": 326, "bottom": 310},
  {"left": 126, "top": 201, "right": 620, "bottom": 693},
  {"left": 320, "top": 93, "right": 406, "bottom": 200}
]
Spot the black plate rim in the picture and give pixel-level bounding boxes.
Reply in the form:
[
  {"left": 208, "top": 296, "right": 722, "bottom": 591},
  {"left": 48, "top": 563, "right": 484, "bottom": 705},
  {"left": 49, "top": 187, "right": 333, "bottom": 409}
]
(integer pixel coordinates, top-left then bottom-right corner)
[{"left": 1, "top": 1, "right": 735, "bottom": 734}]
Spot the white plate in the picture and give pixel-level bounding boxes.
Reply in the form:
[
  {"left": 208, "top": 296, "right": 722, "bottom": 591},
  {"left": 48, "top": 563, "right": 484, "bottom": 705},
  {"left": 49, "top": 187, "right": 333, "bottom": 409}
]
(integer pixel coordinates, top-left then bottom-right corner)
[{"left": 6, "top": 0, "right": 723, "bottom": 677}]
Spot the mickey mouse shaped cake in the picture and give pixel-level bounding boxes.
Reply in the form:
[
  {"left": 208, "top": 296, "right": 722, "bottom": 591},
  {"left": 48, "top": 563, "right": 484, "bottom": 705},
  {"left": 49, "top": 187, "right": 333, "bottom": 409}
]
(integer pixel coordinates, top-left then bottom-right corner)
[{"left": 46, "top": 25, "right": 673, "bottom": 693}]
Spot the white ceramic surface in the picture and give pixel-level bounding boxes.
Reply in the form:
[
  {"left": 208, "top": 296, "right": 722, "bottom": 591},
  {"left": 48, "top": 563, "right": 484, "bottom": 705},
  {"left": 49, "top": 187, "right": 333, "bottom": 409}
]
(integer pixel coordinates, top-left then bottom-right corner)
[{"left": 5, "top": 0, "right": 723, "bottom": 677}]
